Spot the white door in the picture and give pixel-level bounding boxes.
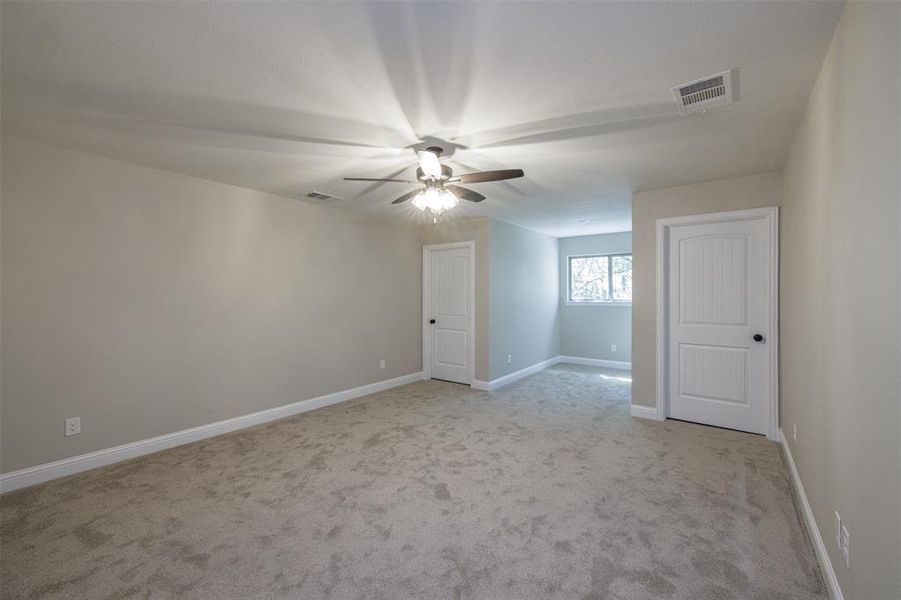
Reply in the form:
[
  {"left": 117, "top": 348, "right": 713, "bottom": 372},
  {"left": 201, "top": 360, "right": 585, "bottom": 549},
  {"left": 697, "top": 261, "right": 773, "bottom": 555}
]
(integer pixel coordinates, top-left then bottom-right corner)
[
  {"left": 668, "top": 213, "right": 773, "bottom": 435},
  {"left": 427, "top": 245, "right": 472, "bottom": 384}
]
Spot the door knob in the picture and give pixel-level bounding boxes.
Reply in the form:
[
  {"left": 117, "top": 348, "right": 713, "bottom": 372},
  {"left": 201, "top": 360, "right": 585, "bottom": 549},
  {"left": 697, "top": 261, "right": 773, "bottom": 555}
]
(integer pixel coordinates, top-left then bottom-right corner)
[
  {"left": 429, "top": 319, "right": 436, "bottom": 324},
  {"left": 753, "top": 333, "right": 765, "bottom": 342}
]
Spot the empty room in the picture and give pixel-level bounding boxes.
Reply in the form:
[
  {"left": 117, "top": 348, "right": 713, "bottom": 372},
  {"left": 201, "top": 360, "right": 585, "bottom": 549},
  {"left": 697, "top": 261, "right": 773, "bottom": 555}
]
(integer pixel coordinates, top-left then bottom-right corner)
[{"left": 1, "top": 1, "right": 898, "bottom": 599}]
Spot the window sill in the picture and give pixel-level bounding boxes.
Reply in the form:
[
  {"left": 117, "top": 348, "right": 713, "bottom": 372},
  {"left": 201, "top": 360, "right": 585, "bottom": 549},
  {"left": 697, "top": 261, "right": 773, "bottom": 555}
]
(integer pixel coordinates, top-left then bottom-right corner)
[{"left": 564, "top": 301, "right": 632, "bottom": 307}]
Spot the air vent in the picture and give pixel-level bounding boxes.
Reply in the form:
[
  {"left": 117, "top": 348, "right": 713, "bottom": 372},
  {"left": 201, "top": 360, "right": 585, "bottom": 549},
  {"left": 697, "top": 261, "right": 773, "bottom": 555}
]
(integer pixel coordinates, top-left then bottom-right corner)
[
  {"left": 672, "top": 68, "right": 739, "bottom": 115},
  {"left": 305, "top": 191, "right": 344, "bottom": 201}
]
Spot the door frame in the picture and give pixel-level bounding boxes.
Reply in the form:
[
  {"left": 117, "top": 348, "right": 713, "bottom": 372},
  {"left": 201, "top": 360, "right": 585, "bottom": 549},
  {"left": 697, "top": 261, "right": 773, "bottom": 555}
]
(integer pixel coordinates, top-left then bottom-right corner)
[
  {"left": 655, "top": 207, "right": 779, "bottom": 440},
  {"left": 422, "top": 241, "right": 476, "bottom": 385}
]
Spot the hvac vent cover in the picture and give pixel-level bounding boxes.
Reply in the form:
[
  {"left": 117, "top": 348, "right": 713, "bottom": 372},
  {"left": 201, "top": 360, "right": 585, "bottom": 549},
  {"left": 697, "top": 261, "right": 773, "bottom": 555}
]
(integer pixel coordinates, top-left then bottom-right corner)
[
  {"left": 672, "top": 68, "right": 739, "bottom": 115},
  {"left": 305, "top": 191, "right": 344, "bottom": 201}
]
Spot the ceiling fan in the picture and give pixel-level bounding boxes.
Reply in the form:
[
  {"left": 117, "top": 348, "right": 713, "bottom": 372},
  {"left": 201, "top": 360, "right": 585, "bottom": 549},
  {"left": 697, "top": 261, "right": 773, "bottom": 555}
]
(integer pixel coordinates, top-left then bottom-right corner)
[{"left": 343, "top": 147, "right": 524, "bottom": 221}]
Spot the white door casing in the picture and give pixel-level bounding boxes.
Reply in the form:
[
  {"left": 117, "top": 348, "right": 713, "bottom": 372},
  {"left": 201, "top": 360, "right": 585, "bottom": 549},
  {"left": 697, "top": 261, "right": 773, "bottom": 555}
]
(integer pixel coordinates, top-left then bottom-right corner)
[
  {"left": 423, "top": 242, "right": 474, "bottom": 385},
  {"left": 656, "top": 208, "right": 778, "bottom": 439}
]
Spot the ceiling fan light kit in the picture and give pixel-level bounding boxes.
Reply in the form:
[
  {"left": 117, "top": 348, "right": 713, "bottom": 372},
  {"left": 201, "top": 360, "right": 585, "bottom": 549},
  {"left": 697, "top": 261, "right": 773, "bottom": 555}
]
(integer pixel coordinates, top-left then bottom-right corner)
[
  {"left": 343, "top": 145, "right": 524, "bottom": 223},
  {"left": 412, "top": 187, "right": 459, "bottom": 215}
]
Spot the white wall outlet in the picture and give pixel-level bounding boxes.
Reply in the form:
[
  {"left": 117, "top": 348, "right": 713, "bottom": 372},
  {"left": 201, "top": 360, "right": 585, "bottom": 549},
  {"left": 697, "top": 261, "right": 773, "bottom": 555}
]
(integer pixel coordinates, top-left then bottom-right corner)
[
  {"left": 834, "top": 511, "right": 842, "bottom": 549},
  {"left": 65, "top": 417, "right": 81, "bottom": 437},
  {"left": 792, "top": 423, "right": 798, "bottom": 445},
  {"left": 379, "top": 359, "right": 386, "bottom": 370},
  {"left": 840, "top": 525, "right": 850, "bottom": 568},
  {"left": 611, "top": 344, "right": 617, "bottom": 353},
  {"left": 506, "top": 354, "right": 512, "bottom": 365}
]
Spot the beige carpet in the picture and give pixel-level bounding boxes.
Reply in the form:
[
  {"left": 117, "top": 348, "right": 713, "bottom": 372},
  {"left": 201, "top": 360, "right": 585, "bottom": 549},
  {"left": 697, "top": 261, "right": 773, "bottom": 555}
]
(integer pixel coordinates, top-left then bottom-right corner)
[{"left": 0, "top": 364, "right": 824, "bottom": 599}]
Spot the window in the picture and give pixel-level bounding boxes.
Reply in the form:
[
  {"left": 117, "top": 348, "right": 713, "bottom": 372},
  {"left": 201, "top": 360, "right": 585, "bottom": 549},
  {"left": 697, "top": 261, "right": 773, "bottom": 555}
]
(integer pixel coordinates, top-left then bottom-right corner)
[{"left": 568, "top": 253, "right": 632, "bottom": 304}]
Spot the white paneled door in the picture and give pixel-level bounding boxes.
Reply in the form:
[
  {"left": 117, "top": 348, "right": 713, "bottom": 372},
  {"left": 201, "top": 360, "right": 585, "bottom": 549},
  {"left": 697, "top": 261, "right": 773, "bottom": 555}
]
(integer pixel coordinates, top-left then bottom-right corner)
[
  {"left": 427, "top": 245, "right": 473, "bottom": 384},
  {"left": 667, "top": 211, "right": 775, "bottom": 435}
]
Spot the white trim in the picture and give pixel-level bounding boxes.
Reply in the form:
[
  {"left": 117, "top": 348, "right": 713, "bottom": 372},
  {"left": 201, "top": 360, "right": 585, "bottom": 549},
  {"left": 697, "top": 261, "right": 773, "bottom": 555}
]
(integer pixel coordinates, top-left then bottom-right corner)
[
  {"left": 655, "top": 207, "right": 780, "bottom": 440},
  {"left": 564, "top": 301, "right": 632, "bottom": 308},
  {"left": 629, "top": 404, "right": 661, "bottom": 420},
  {"left": 558, "top": 355, "right": 631, "bottom": 370},
  {"left": 780, "top": 429, "right": 844, "bottom": 600},
  {"left": 471, "top": 356, "right": 561, "bottom": 391},
  {"left": 422, "top": 241, "right": 476, "bottom": 386},
  {"left": 656, "top": 215, "right": 668, "bottom": 423},
  {"left": 566, "top": 252, "right": 633, "bottom": 305},
  {"left": 470, "top": 379, "right": 491, "bottom": 391},
  {"left": 473, "top": 355, "right": 633, "bottom": 391},
  {"left": 767, "top": 209, "right": 780, "bottom": 442},
  {"left": 0, "top": 372, "right": 424, "bottom": 493}
]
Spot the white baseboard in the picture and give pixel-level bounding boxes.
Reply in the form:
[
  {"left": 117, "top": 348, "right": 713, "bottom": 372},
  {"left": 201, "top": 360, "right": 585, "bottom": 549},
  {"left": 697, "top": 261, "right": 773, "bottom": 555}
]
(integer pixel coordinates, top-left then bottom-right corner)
[
  {"left": 0, "top": 372, "right": 424, "bottom": 494},
  {"left": 561, "top": 358, "right": 651, "bottom": 421},
  {"left": 471, "top": 356, "right": 561, "bottom": 392},
  {"left": 470, "top": 356, "right": 632, "bottom": 392},
  {"left": 472, "top": 355, "right": 632, "bottom": 392},
  {"left": 780, "top": 429, "right": 843, "bottom": 600},
  {"left": 558, "top": 355, "right": 631, "bottom": 370},
  {"left": 629, "top": 404, "right": 662, "bottom": 420}
]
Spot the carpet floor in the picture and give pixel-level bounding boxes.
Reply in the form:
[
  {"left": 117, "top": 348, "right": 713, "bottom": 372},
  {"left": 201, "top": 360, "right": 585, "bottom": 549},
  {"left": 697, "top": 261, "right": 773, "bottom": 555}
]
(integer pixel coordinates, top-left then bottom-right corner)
[{"left": 0, "top": 364, "right": 825, "bottom": 599}]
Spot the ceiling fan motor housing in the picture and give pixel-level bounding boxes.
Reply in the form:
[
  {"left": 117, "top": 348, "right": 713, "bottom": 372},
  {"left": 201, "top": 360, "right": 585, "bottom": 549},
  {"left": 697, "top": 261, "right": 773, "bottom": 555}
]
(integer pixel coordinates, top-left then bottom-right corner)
[{"left": 416, "top": 164, "right": 453, "bottom": 182}]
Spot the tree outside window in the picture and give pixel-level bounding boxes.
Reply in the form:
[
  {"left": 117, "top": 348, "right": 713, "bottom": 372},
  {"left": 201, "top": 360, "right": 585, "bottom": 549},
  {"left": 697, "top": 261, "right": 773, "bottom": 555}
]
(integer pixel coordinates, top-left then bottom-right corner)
[{"left": 568, "top": 253, "right": 631, "bottom": 303}]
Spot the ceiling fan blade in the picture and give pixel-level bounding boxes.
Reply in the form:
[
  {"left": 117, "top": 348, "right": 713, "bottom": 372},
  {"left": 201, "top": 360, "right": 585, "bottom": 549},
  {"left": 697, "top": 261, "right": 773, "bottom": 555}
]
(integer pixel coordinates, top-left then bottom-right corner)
[
  {"left": 457, "top": 169, "right": 524, "bottom": 184},
  {"left": 391, "top": 189, "right": 423, "bottom": 205},
  {"left": 344, "top": 177, "right": 418, "bottom": 183},
  {"left": 352, "top": 164, "right": 415, "bottom": 197},
  {"left": 417, "top": 150, "right": 443, "bottom": 179},
  {"left": 446, "top": 185, "right": 485, "bottom": 203}
]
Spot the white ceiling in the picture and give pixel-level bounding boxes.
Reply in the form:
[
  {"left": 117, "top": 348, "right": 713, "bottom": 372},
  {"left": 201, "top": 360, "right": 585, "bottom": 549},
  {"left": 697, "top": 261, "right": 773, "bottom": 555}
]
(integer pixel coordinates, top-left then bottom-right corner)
[{"left": 1, "top": 1, "right": 843, "bottom": 237}]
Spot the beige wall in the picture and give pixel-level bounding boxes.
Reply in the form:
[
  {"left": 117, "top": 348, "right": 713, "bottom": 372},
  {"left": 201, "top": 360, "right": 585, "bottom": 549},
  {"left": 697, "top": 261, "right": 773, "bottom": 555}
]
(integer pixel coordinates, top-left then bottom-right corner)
[
  {"left": 781, "top": 2, "right": 900, "bottom": 597},
  {"left": 1, "top": 136, "right": 423, "bottom": 473},
  {"left": 419, "top": 217, "right": 490, "bottom": 381},
  {"left": 631, "top": 171, "right": 783, "bottom": 408}
]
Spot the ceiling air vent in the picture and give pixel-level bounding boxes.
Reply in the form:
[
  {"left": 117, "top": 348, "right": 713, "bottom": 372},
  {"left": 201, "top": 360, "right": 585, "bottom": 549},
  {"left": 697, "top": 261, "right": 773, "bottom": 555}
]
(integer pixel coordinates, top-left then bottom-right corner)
[
  {"left": 305, "top": 191, "right": 344, "bottom": 201},
  {"left": 672, "top": 68, "right": 739, "bottom": 115}
]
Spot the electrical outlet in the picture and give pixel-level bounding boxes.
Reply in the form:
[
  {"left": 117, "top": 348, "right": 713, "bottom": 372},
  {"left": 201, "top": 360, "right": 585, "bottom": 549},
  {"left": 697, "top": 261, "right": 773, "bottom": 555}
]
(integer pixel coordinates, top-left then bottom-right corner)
[
  {"left": 65, "top": 417, "right": 81, "bottom": 437},
  {"left": 840, "top": 525, "right": 850, "bottom": 568},
  {"left": 611, "top": 344, "right": 617, "bottom": 353},
  {"left": 792, "top": 423, "right": 798, "bottom": 445},
  {"left": 834, "top": 511, "right": 842, "bottom": 549},
  {"left": 507, "top": 354, "right": 512, "bottom": 365},
  {"left": 379, "top": 359, "right": 386, "bottom": 370}
]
